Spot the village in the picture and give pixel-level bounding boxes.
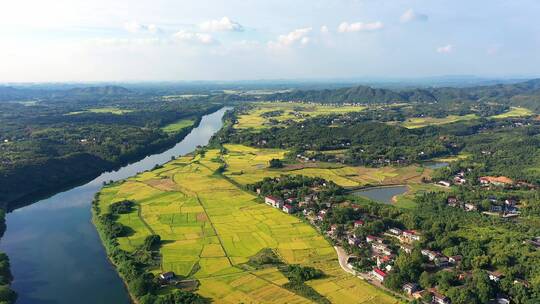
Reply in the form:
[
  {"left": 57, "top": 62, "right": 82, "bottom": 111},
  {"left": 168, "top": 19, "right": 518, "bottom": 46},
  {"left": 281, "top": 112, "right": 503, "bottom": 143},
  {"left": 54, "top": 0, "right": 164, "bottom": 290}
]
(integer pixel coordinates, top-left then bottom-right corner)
[{"left": 251, "top": 174, "right": 521, "bottom": 304}]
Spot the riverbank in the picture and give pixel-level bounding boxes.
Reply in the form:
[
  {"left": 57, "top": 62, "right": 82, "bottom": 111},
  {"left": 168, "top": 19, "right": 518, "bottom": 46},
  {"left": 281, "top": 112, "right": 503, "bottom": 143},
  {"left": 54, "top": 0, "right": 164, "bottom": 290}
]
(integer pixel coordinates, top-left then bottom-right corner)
[
  {"left": 1, "top": 105, "right": 222, "bottom": 211},
  {"left": 0, "top": 108, "right": 230, "bottom": 304}
]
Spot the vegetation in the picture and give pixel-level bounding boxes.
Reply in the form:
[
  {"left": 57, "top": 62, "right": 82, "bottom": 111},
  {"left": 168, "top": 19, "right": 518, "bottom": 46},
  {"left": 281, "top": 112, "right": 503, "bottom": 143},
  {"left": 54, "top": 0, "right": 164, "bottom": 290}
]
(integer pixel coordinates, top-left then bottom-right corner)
[
  {"left": 94, "top": 148, "right": 399, "bottom": 303},
  {"left": 0, "top": 94, "right": 223, "bottom": 209}
]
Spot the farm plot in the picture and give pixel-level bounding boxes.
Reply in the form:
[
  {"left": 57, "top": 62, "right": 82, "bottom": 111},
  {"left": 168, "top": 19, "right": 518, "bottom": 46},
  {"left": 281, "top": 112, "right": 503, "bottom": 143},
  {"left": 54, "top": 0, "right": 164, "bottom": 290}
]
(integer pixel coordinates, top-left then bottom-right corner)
[
  {"left": 234, "top": 102, "right": 366, "bottom": 130},
  {"left": 97, "top": 148, "right": 399, "bottom": 303}
]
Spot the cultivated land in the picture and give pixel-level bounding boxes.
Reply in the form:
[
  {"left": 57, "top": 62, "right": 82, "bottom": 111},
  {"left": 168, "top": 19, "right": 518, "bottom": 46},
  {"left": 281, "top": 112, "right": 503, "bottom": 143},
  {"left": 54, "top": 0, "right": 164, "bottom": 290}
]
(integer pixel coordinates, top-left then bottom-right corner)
[
  {"left": 397, "top": 106, "right": 533, "bottom": 129},
  {"left": 222, "top": 144, "right": 431, "bottom": 190},
  {"left": 234, "top": 102, "right": 366, "bottom": 130},
  {"left": 67, "top": 107, "right": 134, "bottom": 115},
  {"left": 97, "top": 146, "right": 401, "bottom": 303},
  {"left": 160, "top": 118, "right": 195, "bottom": 134},
  {"left": 400, "top": 114, "right": 478, "bottom": 129}
]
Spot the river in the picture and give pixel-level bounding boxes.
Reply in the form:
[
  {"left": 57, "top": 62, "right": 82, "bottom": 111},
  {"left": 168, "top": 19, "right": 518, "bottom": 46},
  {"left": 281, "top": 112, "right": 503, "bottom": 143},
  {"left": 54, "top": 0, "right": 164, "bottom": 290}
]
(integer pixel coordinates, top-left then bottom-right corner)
[{"left": 0, "top": 107, "right": 230, "bottom": 304}]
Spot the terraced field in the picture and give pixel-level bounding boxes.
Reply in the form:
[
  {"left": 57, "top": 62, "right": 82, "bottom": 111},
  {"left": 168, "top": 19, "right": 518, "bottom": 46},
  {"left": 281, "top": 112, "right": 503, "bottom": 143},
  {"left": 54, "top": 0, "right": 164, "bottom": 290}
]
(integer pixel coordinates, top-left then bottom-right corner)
[
  {"left": 234, "top": 102, "right": 366, "bottom": 130},
  {"left": 97, "top": 147, "right": 400, "bottom": 303}
]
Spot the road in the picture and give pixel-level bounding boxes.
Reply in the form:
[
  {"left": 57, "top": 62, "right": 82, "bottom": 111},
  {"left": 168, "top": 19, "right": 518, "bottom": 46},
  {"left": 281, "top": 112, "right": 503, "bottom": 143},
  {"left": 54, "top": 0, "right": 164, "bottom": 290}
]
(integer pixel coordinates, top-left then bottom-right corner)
[{"left": 334, "top": 246, "right": 357, "bottom": 275}]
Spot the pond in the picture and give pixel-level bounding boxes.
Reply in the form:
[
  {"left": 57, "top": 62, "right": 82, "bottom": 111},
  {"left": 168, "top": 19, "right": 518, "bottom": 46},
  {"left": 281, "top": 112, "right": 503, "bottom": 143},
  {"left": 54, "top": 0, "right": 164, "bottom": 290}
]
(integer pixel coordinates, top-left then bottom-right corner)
[
  {"left": 351, "top": 185, "right": 409, "bottom": 204},
  {"left": 0, "top": 107, "right": 230, "bottom": 304},
  {"left": 423, "top": 161, "right": 449, "bottom": 169}
]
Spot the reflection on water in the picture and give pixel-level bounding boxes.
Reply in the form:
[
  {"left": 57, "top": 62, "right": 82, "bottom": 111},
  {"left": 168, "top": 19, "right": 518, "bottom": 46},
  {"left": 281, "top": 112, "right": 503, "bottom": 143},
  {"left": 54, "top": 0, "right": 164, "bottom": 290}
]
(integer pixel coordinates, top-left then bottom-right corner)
[
  {"left": 352, "top": 185, "right": 409, "bottom": 204},
  {"left": 0, "top": 107, "right": 230, "bottom": 304}
]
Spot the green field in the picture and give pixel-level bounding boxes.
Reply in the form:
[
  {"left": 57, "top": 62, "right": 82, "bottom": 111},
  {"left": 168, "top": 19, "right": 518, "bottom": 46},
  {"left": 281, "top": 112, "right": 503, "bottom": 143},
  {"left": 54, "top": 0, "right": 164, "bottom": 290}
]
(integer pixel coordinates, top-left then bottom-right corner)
[
  {"left": 161, "top": 118, "right": 195, "bottom": 133},
  {"left": 67, "top": 107, "right": 133, "bottom": 115},
  {"left": 400, "top": 114, "right": 478, "bottom": 129},
  {"left": 97, "top": 147, "right": 400, "bottom": 303},
  {"left": 234, "top": 102, "right": 366, "bottom": 130}
]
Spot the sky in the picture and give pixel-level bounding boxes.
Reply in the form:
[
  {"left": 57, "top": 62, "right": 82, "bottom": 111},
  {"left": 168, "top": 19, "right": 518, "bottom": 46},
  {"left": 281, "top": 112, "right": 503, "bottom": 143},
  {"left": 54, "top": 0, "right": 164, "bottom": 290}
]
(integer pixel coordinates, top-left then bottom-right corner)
[{"left": 1, "top": 0, "right": 539, "bottom": 82}]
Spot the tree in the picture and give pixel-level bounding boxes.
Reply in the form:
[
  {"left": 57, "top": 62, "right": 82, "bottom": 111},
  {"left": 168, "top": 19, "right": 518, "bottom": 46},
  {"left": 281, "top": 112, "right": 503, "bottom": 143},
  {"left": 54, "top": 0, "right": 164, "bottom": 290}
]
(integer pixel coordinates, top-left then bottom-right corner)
[{"left": 269, "top": 158, "right": 284, "bottom": 168}]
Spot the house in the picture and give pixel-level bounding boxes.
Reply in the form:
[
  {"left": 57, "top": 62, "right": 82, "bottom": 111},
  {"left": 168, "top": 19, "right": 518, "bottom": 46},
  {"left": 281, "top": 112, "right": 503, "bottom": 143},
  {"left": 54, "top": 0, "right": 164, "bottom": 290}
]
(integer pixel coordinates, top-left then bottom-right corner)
[
  {"left": 366, "top": 235, "right": 384, "bottom": 243},
  {"left": 421, "top": 249, "right": 440, "bottom": 261},
  {"left": 372, "top": 268, "right": 387, "bottom": 282},
  {"left": 354, "top": 220, "right": 365, "bottom": 228},
  {"left": 505, "top": 198, "right": 517, "bottom": 206},
  {"left": 431, "top": 291, "right": 450, "bottom": 304},
  {"left": 496, "top": 297, "right": 510, "bottom": 304},
  {"left": 256, "top": 188, "right": 261, "bottom": 195},
  {"left": 412, "top": 290, "right": 428, "bottom": 300},
  {"left": 317, "top": 210, "right": 327, "bottom": 221},
  {"left": 488, "top": 271, "right": 504, "bottom": 282},
  {"left": 282, "top": 204, "right": 294, "bottom": 214},
  {"left": 447, "top": 196, "right": 458, "bottom": 206},
  {"left": 377, "top": 254, "right": 394, "bottom": 267},
  {"left": 403, "top": 283, "right": 420, "bottom": 295},
  {"left": 400, "top": 244, "right": 413, "bottom": 254},
  {"left": 159, "top": 271, "right": 175, "bottom": 282},
  {"left": 434, "top": 256, "right": 449, "bottom": 267},
  {"left": 464, "top": 203, "right": 477, "bottom": 212},
  {"left": 265, "top": 196, "right": 283, "bottom": 208},
  {"left": 448, "top": 255, "right": 462, "bottom": 264},
  {"left": 438, "top": 181, "right": 451, "bottom": 187},
  {"left": 453, "top": 176, "right": 466, "bottom": 185},
  {"left": 372, "top": 243, "right": 392, "bottom": 256},
  {"left": 491, "top": 205, "right": 503, "bottom": 213},
  {"left": 348, "top": 235, "right": 360, "bottom": 246},
  {"left": 403, "top": 230, "right": 421, "bottom": 242},
  {"left": 389, "top": 228, "right": 402, "bottom": 235},
  {"left": 479, "top": 176, "right": 514, "bottom": 186},
  {"left": 285, "top": 197, "right": 296, "bottom": 204}
]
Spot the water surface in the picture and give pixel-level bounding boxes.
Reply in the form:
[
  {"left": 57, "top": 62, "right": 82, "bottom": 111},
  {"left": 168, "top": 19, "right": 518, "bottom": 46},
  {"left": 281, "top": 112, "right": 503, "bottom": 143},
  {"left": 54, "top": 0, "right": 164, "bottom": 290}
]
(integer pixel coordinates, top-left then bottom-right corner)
[
  {"left": 352, "top": 185, "right": 409, "bottom": 204},
  {"left": 0, "top": 107, "right": 230, "bottom": 304}
]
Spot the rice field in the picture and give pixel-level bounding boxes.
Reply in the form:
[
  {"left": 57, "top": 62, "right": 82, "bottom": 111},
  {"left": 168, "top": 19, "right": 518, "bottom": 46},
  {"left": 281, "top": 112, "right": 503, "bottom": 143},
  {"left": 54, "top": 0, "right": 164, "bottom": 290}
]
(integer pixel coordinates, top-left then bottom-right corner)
[
  {"left": 67, "top": 107, "right": 133, "bottom": 115},
  {"left": 491, "top": 106, "right": 533, "bottom": 118},
  {"left": 97, "top": 147, "right": 400, "bottom": 303},
  {"left": 234, "top": 102, "right": 366, "bottom": 130},
  {"left": 223, "top": 144, "right": 431, "bottom": 188}
]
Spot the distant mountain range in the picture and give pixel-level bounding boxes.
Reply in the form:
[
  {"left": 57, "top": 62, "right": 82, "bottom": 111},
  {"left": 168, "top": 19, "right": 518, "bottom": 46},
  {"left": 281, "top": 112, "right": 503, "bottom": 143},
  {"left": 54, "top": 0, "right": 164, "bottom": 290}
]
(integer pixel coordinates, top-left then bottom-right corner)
[
  {"left": 266, "top": 78, "right": 540, "bottom": 110},
  {"left": 0, "top": 85, "right": 133, "bottom": 101}
]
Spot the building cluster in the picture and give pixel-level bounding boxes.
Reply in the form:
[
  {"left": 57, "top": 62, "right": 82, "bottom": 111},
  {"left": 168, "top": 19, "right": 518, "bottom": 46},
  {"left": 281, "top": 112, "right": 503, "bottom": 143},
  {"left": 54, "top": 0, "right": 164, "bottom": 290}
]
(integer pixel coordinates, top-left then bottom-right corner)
[{"left": 446, "top": 196, "right": 520, "bottom": 218}]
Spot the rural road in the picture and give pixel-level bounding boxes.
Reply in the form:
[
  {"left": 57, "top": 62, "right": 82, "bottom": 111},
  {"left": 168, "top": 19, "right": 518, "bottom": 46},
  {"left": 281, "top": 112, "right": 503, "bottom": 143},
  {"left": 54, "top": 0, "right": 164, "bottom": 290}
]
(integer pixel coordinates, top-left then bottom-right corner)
[{"left": 334, "top": 246, "right": 356, "bottom": 275}]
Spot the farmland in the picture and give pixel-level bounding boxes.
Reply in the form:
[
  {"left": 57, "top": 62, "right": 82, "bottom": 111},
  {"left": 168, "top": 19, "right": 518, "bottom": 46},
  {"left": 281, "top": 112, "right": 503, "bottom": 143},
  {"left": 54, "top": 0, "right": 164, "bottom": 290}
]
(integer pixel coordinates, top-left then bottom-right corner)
[
  {"left": 160, "top": 118, "right": 195, "bottom": 134},
  {"left": 222, "top": 144, "right": 431, "bottom": 189},
  {"left": 96, "top": 146, "right": 400, "bottom": 303},
  {"left": 400, "top": 114, "right": 478, "bottom": 129},
  {"left": 233, "top": 102, "right": 366, "bottom": 130},
  {"left": 67, "top": 107, "right": 134, "bottom": 115},
  {"left": 491, "top": 106, "right": 533, "bottom": 118}
]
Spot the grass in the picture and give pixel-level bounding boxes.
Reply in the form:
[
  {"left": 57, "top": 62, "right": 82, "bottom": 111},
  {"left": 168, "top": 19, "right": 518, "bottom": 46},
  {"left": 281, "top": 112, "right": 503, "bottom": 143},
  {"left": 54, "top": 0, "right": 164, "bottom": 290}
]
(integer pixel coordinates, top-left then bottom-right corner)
[
  {"left": 161, "top": 118, "right": 195, "bottom": 134},
  {"left": 234, "top": 102, "right": 366, "bottom": 130},
  {"left": 67, "top": 107, "right": 133, "bottom": 115},
  {"left": 97, "top": 146, "right": 400, "bottom": 303}
]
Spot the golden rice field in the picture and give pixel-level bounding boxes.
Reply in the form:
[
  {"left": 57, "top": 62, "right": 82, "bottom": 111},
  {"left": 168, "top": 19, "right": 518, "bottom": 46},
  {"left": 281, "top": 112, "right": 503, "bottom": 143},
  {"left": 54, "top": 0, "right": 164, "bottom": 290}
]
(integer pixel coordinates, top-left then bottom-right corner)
[
  {"left": 491, "top": 106, "right": 533, "bottom": 118},
  {"left": 222, "top": 144, "right": 431, "bottom": 188},
  {"left": 234, "top": 102, "right": 366, "bottom": 130},
  {"left": 97, "top": 147, "right": 400, "bottom": 303}
]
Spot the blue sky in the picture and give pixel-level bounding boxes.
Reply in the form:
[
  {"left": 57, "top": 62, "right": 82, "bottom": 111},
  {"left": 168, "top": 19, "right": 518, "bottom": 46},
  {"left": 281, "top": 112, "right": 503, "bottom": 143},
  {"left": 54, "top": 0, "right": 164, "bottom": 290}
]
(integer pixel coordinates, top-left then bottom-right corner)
[{"left": 1, "top": 0, "right": 539, "bottom": 82}]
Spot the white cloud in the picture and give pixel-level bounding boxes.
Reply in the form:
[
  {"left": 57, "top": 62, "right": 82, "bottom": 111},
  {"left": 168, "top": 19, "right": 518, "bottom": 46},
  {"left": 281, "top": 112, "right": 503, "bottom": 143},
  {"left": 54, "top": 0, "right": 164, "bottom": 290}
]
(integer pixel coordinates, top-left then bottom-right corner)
[
  {"left": 87, "top": 37, "right": 161, "bottom": 46},
  {"left": 320, "top": 25, "right": 329, "bottom": 34},
  {"left": 200, "top": 17, "right": 243, "bottom": 32},
  {"left": 436, "top": 44, "right": 453, "bottom": 53},
  {"left": 269, "top": 27, "right": 312, "bottom": 48},
  {"left": 337, "top": 21, "right": 384, "bottom": 33},
  {"left": 124, "top": 21, "right": 159, "bottom": 34},
  {"left": 400, "top": 9, "right": 429, "bottom": 23},
  {"left": 172, "top": 30, "right": 217, "bottom": 45}
]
